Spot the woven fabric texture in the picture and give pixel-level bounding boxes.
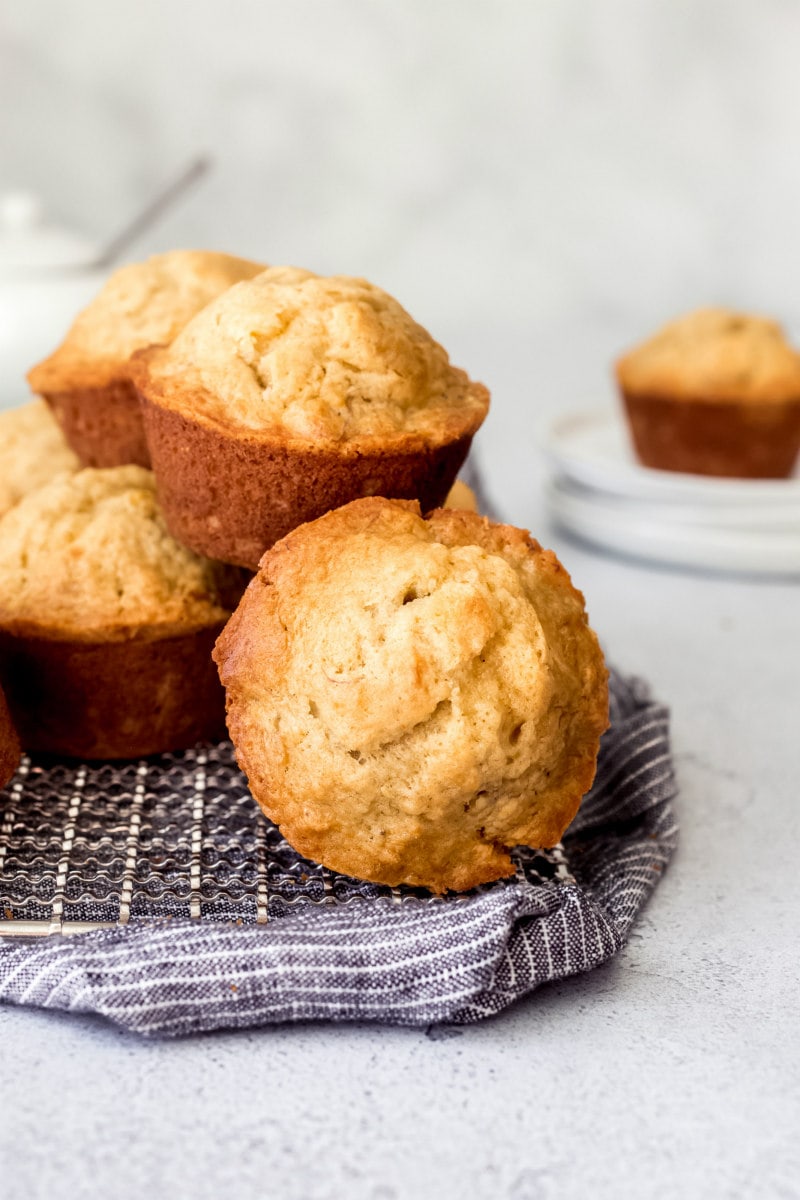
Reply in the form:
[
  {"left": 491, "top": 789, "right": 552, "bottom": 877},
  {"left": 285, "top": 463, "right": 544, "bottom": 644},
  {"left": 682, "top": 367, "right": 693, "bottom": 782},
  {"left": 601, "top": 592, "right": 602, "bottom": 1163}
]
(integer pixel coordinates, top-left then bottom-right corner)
[{"left": 0, "top": 668, "right": 678, "bottom": 1036}]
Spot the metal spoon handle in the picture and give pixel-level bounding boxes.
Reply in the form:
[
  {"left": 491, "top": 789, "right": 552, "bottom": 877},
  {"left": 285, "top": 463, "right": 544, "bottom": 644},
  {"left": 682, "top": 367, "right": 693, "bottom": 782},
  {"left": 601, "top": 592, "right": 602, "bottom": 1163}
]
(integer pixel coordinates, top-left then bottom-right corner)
[{"left": 93, "top": 156, "right": 211, "bottom": 269}]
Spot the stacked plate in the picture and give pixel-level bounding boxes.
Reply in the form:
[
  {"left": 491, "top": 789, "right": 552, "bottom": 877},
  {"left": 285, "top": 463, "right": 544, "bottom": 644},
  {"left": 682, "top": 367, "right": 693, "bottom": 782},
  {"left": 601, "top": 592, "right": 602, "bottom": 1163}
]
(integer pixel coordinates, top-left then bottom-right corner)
[{"left": 543, "top": 409, "right": 800, "bottom": 576}]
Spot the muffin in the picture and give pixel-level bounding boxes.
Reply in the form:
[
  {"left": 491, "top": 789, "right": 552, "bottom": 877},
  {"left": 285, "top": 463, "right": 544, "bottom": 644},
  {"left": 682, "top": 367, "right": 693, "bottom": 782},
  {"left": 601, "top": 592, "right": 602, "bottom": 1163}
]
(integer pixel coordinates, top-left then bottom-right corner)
[
  {"left": 131, "top": 267, "right": 490, "bottom": 568},
  {"left": 616, "top": 308, "right": 800, "bottom": 477},
  {"left": 0, "top": 681, "right": 21, "bottom": 788},
  {"left": 0, "top": 466, "right": 247, "bottom": 759},
  {"left": 0, "top": 399, "right": 80, "bottom": 518},
  {"left": 214, "top": 498, "right": 608, "bottom": 893},
  {"left": 27, "top": 250, "right": 264, "bottom": 469}
]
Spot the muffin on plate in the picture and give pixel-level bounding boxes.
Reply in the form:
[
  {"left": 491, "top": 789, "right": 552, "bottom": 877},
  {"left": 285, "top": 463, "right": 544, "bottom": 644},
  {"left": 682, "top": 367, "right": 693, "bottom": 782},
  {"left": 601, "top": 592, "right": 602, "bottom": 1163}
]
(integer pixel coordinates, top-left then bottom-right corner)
[
  {"left": 214, "top": 497, "right": 608, "bottom": 893},
  {"left": 0, "top": 466, "right": 248, "bottom": 759},
  {"left": 616, "top": 308, "right": 800, "bottom": 477},
  {"left": 27, "top": 250, "right": 264, "bottom": 469},
  {"left": 0, "top": 681, "right": 21, "bottom": 788},
  {"left": 131, "top": 267, "right": 490, "bottom": 568},
  {"left": 0, "top": 398, "right": 80, "bottom": 519}
]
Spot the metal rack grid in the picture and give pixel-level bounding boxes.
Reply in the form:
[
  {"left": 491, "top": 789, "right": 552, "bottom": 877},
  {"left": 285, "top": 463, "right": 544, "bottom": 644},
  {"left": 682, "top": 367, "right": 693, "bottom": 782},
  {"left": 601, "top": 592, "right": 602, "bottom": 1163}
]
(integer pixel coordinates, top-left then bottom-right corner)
[{"left": 0, "top": 742, "right": 573, "bottom": 937}]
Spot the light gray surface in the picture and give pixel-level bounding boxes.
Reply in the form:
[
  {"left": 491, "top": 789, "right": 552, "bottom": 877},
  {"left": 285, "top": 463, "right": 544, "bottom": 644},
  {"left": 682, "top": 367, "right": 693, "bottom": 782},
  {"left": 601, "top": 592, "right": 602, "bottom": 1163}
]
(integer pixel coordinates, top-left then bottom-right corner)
[{"left": 1, "top": 330, "right": 799, "bottom": 1200}]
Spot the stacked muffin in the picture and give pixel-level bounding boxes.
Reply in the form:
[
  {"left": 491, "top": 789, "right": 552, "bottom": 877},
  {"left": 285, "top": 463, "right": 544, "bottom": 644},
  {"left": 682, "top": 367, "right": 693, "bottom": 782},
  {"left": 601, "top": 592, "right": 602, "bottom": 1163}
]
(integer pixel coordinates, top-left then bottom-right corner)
[
  {"left": 0, "top": 467, "right": 248, "bottom": 758},
  {"left": 2, "top": 254, "right": 493, "bottom": 761},
  {"left": 1, "top": 249, "right": 610, "bottom": 893},
  {"left": 2, "top": 251, "right": 269, "bottom": 761},
  {"left": 131, "top": 267, "right": 489, "bottom": 566},
  {"left": 28, "top": 250, "right": 264, "bottom": 468}
]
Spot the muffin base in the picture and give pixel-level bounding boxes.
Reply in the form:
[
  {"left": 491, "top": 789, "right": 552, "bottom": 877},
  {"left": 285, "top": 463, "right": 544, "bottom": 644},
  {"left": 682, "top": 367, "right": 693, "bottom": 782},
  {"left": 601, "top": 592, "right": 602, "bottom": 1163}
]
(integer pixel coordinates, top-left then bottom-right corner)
[
  {"left": 0, "top": 626, "right": 226, "bottom": 760},
  {"left": 43, "top": 379, "right": 151, "bottom": 468},
  {"left": 0, "top": 682, "right": 21, "bottom": 787},
  {"left": 622, "top": 392, "right": 800, "bottom": 478},
  {"left": 140, "top": 396, "right": 476, "bottom": 568}
]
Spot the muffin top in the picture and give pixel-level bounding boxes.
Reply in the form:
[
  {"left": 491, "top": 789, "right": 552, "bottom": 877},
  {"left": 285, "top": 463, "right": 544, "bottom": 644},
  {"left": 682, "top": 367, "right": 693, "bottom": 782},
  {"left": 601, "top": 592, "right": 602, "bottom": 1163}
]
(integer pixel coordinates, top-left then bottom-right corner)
[
  {"left": 616, "top": 308, "right": 800, "bottom": 404},
  {"left": 0, "top": 399, "right": 79, "bottom": 519},
  {"left": 0, "top": 466, "right": 246, "bottom": 641},
  {"left": 28, "top": 250, "right": 264, "bottom": 393},
  {"left": 133, "top": 267, "right": 490, "bottom": 447},
  {"left": 214, "top": 498, "right": 608, "bottom": 893}
]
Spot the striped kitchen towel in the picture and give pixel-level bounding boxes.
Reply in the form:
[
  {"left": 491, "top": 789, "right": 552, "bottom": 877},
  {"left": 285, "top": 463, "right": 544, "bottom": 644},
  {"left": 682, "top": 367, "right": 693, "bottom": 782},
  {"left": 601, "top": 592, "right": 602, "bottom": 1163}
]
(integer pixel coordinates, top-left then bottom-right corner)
[{"left": 0, "top": 668, "right": 678, "bottom": 1036}]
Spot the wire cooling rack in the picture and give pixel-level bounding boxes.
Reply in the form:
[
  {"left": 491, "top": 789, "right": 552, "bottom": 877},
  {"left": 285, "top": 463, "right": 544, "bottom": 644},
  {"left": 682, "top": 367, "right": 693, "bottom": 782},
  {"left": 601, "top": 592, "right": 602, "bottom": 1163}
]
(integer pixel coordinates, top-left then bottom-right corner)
[{"left": 0, "top": 741, "right": 572, "bottom": 937}]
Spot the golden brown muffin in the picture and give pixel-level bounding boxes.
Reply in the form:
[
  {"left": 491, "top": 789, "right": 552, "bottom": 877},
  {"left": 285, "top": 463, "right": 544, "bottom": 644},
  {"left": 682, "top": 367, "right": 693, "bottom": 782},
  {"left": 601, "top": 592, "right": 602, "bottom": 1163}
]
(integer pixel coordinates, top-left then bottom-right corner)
[
  {"left": 132, "top": 267, "right": 490, "bottom": 568},
  {"left": 0, "top": 680, "right": 21, "bottom": 788},
  {"left": 214, "top": 498, "right": 608, "bottom": 893},
  {"left": 27, "top": 250, "right": 264, "bottom": 469},
  {"left": 0, "top": 466, "right": 248, "bottom": 759},
  {"left": 0, "top": 399, "right": 80, "bottom": 518},
  {"left": 616, "top": 308, "right": 800, "bottom": 477}
]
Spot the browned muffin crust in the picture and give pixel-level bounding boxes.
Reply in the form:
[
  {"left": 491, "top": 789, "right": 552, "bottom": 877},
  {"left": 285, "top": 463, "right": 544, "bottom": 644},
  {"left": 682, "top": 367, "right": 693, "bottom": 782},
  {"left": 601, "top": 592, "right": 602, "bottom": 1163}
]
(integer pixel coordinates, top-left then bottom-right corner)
[
  {"left": 622, "top": 392, "right": 800, "bottom": 477},
  {"left": 43, "top": 380, "right": 150, "bottom": 468},
  {"left": 140, "top": 391, "right": 475, "bottom": 567},
  {"left": 0, "top": 628, "right": 225, "bottom": 759},
  {"left": 214, "top": 498, "right": 608, "bottom": 893},
  {"left": 0, "top": 680, "right": 21, "bottom": 787}
]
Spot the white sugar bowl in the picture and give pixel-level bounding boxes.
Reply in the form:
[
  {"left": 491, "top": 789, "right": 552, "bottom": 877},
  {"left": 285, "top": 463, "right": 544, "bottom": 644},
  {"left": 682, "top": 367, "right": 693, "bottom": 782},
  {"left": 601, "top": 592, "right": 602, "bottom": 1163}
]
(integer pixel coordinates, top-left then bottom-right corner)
[{"left": 0, "top": 192, "right": 106, "bottom": 410}]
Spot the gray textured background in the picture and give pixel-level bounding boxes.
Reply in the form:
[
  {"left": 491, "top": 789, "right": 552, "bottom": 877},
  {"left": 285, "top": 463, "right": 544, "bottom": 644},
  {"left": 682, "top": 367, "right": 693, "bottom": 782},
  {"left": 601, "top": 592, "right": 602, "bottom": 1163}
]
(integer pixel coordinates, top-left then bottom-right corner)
[{"left": 4, "top": 0, "right": 800, "bottom": 337}]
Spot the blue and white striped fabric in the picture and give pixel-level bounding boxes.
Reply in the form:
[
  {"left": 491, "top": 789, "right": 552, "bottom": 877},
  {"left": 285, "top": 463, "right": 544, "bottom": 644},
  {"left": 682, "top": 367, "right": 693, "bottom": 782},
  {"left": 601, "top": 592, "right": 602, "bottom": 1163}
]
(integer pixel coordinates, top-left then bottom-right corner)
[{"left": 0, "top": 670, "right": 677, "bottom": 1037}]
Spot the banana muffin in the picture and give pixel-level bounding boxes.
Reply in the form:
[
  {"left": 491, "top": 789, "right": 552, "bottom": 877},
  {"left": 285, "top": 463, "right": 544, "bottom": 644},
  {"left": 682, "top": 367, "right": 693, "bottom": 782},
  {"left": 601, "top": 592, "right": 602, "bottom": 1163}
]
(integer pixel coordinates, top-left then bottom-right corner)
[
  {"left": 0, "top": 399, "right": 80, "bottom": 518},
  {"left": 0, "top": 681, "right": 21, "bottom": 788},
  {"left": 616, "top": 308, "right": 800, "bottom": 477},
  {"left": 27, "top": 250, "right": 263, "bottom": 469},
  {"left": 214, "top": 498, "right": 608, "bottom": 893},
  {"left": 0, "top": 466, "right": 248, "bottom": 759},
  {"left": 131, "top": 267, "right": 490, "bottom": 568}
]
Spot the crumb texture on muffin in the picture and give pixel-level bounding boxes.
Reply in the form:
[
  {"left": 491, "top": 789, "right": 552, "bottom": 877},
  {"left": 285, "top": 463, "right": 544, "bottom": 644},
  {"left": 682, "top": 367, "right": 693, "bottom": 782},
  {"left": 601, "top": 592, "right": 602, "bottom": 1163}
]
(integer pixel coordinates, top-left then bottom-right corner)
[
  {"left": 136, "top": 267, "right": 489, "bottom": 445},
  {"left": 215, "top": 498, "right": 608, "bottom": 893},
  {"left": 0, "top": 399, "right": 80, "bottom": 517},
  {"left": 0, "top": 466, "right": 245, "bottom": 640},
  {"left": 28, "top": 250, "right": 264, "bottom": 393},
  {"left": 616, "top": 308, "right": 800, "bottom": 403}
]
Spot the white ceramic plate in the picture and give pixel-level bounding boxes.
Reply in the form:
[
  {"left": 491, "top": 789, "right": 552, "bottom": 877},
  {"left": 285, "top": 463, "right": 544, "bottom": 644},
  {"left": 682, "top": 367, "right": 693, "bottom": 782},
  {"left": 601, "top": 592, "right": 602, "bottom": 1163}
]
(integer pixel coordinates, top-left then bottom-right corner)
[
  {"left": 547, "top": 476, "right": 800, "bottom": 575},
  {"left": 542, "top": 408, "right": 800, "bottom": 507}
]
